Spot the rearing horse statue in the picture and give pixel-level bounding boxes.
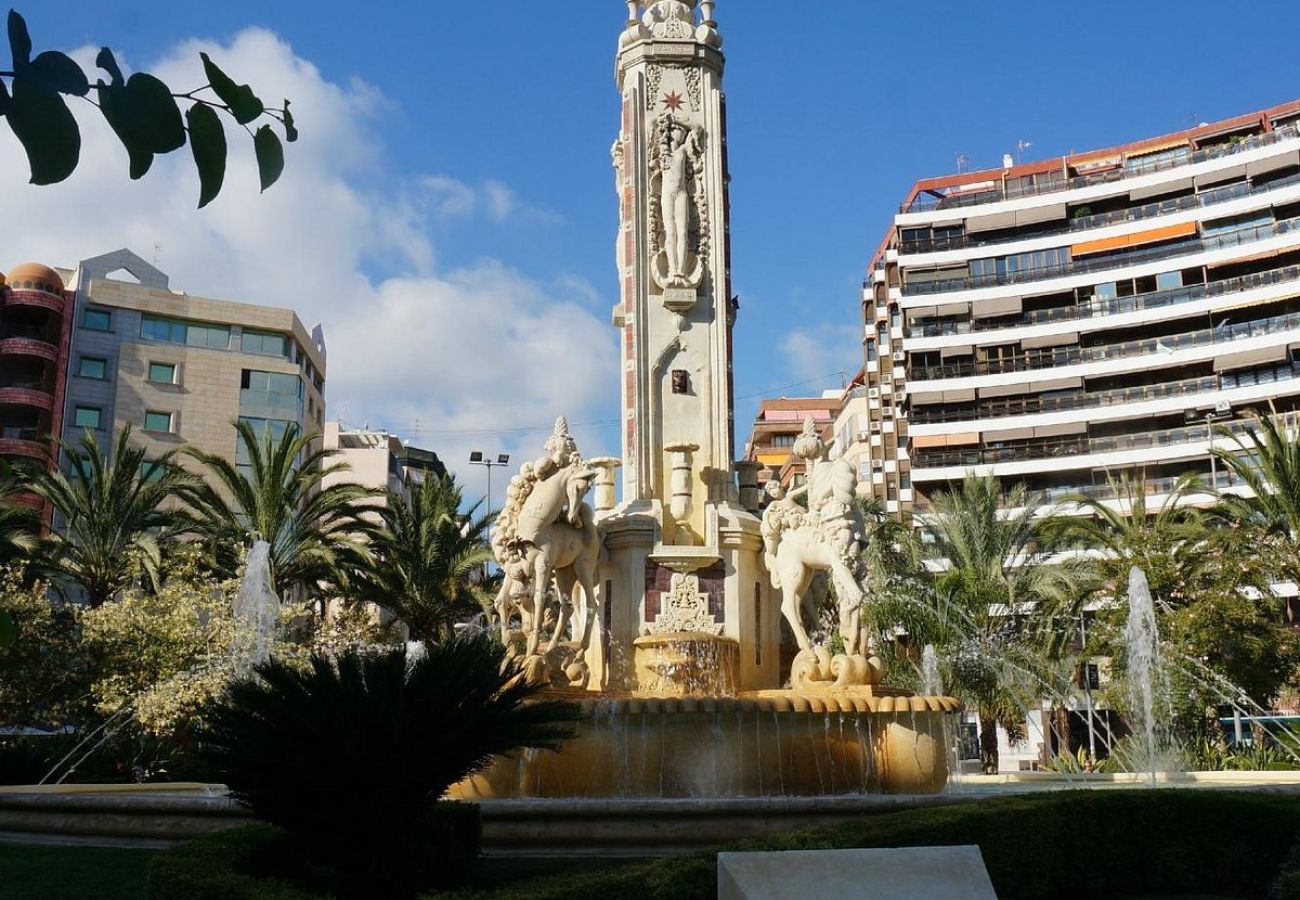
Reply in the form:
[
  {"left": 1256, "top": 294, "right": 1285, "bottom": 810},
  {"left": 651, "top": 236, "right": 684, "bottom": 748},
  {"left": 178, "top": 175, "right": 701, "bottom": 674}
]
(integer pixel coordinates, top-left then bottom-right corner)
[{"left": 491, "top": 417, "right": 603, "bottom": 686}]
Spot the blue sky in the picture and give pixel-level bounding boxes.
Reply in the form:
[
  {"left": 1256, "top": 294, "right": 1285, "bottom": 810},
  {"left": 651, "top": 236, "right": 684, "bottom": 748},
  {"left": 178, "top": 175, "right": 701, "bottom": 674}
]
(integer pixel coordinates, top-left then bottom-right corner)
[{"left": 9, "top": 0, "right": 1300, "bottom": 492}]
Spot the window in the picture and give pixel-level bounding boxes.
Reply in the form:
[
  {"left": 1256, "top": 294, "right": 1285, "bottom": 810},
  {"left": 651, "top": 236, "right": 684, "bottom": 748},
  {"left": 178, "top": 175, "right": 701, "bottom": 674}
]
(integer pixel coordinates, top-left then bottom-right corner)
[
  {"left": 187, "top": 322, "right": 230, "bottom": 349},
  {"left": 83, "top": 308, "right": 111, "bottom": 331},
  {"left": 865, "top": 339, "right": 877, "bottom": 363},
  {"left": 241, "top": 329, "right": 288, "bottom": 357},
  {"left": 77, "top": 356, "right": 108, "bottom": 379},
  {"left": 147, "top": 362, "right": 177, "bottom": 384},
  {"left": 240, "top": 369, "right": 303, "bottom": 415},
  {"left": 143, "top": 410, "right": 174, "bottom": 433},
  {"left": 236, "top": 416, "right": 294, "bottom": 478},
  {"left": 1155, "top": 271, "right": 1182, "bottom": 291},
  {"left": 73, "top": 406, "right": 101, "bottom": 429},
  {"left": 140, "top": 315, "right": 230, "bottom": 350}
]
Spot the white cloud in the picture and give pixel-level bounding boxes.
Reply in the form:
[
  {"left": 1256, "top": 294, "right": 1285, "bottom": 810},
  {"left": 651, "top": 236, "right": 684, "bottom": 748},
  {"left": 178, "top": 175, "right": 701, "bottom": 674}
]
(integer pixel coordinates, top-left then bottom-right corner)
[
  {"left": 779, "top": 324, "right": 862, "bottom": 385},
  {"left": 0, "top": 28, "right": 617, "bottom": 486}
]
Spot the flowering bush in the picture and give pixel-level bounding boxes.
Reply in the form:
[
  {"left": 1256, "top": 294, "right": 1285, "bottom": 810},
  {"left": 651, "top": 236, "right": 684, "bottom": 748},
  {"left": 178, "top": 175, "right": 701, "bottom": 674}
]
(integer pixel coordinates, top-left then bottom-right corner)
[{"left": 0, "top": 567, "right": 90, "bottom": 730}]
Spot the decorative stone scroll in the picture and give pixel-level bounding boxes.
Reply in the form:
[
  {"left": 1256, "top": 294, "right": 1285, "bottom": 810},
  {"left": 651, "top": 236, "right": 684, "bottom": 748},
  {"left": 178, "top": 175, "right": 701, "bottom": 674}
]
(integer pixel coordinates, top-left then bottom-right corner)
[{"left": 646, "top": 573, "right": 722, "bottom": 636}]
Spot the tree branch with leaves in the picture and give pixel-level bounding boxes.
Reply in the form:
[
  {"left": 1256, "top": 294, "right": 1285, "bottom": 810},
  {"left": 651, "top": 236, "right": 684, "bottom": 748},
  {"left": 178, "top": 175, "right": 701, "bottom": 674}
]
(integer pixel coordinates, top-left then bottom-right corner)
[{"left": 1, "top": 9, "right": 296, "bottom": 205}]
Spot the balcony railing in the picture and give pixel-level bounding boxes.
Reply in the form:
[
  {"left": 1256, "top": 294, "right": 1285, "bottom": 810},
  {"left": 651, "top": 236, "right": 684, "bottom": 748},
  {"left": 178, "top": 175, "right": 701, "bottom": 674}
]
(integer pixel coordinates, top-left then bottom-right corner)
[
  {"left": 907, "top": 262, "right": 1300, "bottom": 338},
  {"left": 0, "top": 324, "right": 58, "bottom": 343},
  {"left": 909, "top": 306, "right": 1300, "bottom": 382},
  {"left": 901, "top": 123, "right": 1300, "bottom": 213},
  {"left": 912, "top": 359, "right": 1300, "bottom": 424},
  {"left": 912, "top": 415, "right": 1265, "bottom": 469},
  {"left": 901, "top": 171, "right": 1300, "bottom": 255},
  {"left": 903, "top": 215, "right": 1300, "bottom": 298},
  {"left": 912, "top": 470, "right": 1243, "bottom": 512}
]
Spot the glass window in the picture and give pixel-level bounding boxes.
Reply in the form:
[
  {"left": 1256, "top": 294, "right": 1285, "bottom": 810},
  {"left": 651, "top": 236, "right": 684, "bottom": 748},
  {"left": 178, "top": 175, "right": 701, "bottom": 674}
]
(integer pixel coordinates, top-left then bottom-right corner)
[
  {"left": 143, "top": 410, "right": 173, "bottom": 433},
  {"left": 187, "top": 322, "right": 230, "bottom": 349},
  {"left": 1155, "top": 271, "right": 1182, "bottom": 291},
  {"left": 1095, "top": 282, "right": 1118, "bottom": 301},
  {"left": 147, "top": 362, "right": 177, "bottom": 384},
  {"left": 77, "top": 356, "right": 107, "bottom": 379},
  {"left": 73, "top": 406, "right": 101, "bottom": 429},
  {"left": 241, "top": 329, "right": 288, "bottom": 357},
  {"left": 83, "top": 309, "right": 111, "bottom": 331},
  {"left": 865, "top": 339, "right": 877, "bottom": 363},
  {"left": 240, "top": 369, "right": 303, "bottom": 415}
]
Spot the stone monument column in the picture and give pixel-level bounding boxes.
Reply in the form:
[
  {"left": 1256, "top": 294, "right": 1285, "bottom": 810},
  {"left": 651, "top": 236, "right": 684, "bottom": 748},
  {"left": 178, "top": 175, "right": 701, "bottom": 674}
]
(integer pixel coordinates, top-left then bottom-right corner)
[{"left": 600, "top": 2, "right": 776, "bottom": 691}]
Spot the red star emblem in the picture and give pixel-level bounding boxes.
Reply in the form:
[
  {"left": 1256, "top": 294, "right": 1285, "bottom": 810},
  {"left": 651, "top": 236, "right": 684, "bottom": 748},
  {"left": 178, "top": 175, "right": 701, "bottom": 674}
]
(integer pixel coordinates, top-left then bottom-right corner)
[{"left": 662, "top": 91, "right": 685, "bottom": 111}]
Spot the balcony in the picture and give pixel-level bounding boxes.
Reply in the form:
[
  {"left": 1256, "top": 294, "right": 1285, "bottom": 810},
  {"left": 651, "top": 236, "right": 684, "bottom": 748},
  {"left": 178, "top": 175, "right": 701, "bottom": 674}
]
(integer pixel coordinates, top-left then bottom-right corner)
[
  {"left": 4, "top": 288, "right": 65, "bottom": 314},
  {"left": 0, "top": 426, "right": 48, "bottom": 461},
  {"left": 0, "top": 337, "right": 58, "bottom": 362},
  {"left": 901, "top": 123, "right": 1300, "bottom": 213},
  {"left": 908, "top": 307, "right": 1300, "bottom": 381},
  {"left": 900, "top": 171, "right": 1300, "bottom": 255},
  {"left": 912, "top": 470, "right": 1243, "bottom": 513},
  {"left": 0, "top": 386, "right": 54, "bottom": 411},
  {"left": 902, "top": 215, "right": 1300, "bottom": 297},
  {"left": 911, "top": 414, "right": 1265, "bottom": 470},
  {"left": 911, "top": 374, "right": 1223, "bottom": 424},
  {"left": 907, "top": 262, "right": 1300, "bottom": 338}
]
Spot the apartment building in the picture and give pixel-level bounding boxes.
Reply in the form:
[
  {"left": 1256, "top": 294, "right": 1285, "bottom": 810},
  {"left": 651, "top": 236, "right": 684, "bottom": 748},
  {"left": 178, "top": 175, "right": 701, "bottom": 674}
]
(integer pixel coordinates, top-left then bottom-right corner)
[
  {"left": 862, "top": 98, "right": 1300, "bottom": 521},
  {"left": 744, "top": 394, "right": 842, "bottom": 489},
  {"left": 61, "top": 249, "right": 326, "bottom": 467},
  {"left": 0, "top": 262, "right": 74, "bottom": 475},
  {"left": 321, "top": 422, "right": 447, "bottom": 500}
]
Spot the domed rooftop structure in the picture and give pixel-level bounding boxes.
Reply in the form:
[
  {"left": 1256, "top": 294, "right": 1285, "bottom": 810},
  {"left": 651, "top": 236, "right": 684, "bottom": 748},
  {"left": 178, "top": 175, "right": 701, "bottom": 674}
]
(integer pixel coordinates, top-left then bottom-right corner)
[{"left": 5, "top": 263, "right": 64, "bottom": 294}]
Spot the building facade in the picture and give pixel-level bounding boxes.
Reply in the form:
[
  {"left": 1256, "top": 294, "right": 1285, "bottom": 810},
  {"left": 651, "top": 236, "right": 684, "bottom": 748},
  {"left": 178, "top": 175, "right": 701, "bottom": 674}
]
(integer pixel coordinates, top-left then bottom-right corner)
[
  {"left": 0, "top": 262, "right": 74, "bottom": 475},
  {"left": 744, "top": 394, "right": 842, "bottom": 489},
  {"left": 60, "top": 250, "right": 326, "bottom": 468},
  {"left": 321, "top": 422, "right": 446, "bottom": 500},
  {"left": 862, "top": 99, "right": 1300, "bottom": 522}
]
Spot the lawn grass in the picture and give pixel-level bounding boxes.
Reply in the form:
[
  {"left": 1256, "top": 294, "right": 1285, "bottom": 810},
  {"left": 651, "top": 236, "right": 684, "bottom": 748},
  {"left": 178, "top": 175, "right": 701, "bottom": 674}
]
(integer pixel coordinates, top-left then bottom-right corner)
[{"left": 0, "top": 842, "right": 154, "bottom": 900}]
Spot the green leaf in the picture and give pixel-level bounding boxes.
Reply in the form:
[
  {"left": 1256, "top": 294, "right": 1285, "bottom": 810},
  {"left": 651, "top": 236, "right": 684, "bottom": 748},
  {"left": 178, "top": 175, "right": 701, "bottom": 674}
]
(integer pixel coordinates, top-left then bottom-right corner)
[
  {"left": 0, "top": 609, "right": 14, "bottom": 650},
  {"left": 282, "top": 98, "right": 297, "bottom": 143},
  {"left": 201, "top": 52, "right": 263, "bottom": 124},
  {"left": 27, "top": 50, "right": 89, "bottom": 97},
  {"left": 253, "top": 124, "right": 283, "bottom": 191},
  {"left": 6, "top": 78, "right": 80, "bottom": 184},
  {"left": 7, "top": 10, "right": 31, "bottom": 68},
  {"left": 96, "top": 46, "right": 123, "bottom": 86},
  {"left": 97, "top": 72, "right": 185, "bottom": 180},
  {"left": 186, "top": 102, "right": 226, "bottom": 208},
  {"left": 98, "top": 79, "right": 153, "bottom": 179}
]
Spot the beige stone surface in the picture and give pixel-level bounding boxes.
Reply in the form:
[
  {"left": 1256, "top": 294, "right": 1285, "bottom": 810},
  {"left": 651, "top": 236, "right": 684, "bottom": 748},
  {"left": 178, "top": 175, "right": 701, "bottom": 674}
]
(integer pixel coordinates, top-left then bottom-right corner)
[{"left": 717, "top": 846, "right": 998, "bottom": 900}]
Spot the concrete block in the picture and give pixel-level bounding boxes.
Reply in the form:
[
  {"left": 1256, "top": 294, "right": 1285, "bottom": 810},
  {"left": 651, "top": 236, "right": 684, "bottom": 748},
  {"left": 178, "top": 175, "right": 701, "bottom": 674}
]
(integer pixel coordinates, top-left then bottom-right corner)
[{"left": 717, "top": 845, "right": 997, "bottom": 900}]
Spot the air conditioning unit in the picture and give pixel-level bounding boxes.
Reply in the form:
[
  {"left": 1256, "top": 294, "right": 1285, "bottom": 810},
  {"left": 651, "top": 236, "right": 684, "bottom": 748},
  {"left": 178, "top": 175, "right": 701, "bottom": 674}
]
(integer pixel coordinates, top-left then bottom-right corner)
[
  {"left": 893, "top": 350, "right": 906, "bottom": 362},
  {"left": 868, "top": 387, "right": 880, "bottom": 399},
  {"left": 870, "top": 421, "right": 882, "bottom": 433},
  {"left": 871, "top": 459, "right": 884, "bottom": 470},
  {"left": 896, "top": 391, "right": 908, "bottom": 404}
]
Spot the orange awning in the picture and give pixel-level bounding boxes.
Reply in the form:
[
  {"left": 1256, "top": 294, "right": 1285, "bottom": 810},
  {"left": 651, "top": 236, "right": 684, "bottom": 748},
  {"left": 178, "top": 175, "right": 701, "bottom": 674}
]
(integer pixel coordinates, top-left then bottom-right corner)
[
  {"left": 1071, "top": 221, "right": 1197, "bottom": 257},
  {"left": 1126, "top": 138, "right": 1190, "bottom": 158}
]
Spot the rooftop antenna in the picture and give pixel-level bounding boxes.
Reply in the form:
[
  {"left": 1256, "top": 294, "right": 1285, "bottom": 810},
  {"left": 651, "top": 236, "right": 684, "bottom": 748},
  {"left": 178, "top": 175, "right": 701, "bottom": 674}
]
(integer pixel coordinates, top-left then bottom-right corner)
[
  {"left": 955, "top": 153, "right": 969, "bottom": 174},
  {"left": 152, "top": 241, "right": 162, "bottom": 266},
  {"left": 1016, "top": 139, "right": 1032, "bottom": 162}
]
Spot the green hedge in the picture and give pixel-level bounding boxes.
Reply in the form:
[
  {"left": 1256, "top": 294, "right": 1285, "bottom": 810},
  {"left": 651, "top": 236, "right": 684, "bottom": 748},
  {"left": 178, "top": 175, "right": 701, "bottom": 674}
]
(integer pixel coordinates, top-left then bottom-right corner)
[
  {"left": 151, "top": 791, "right": 1300, "bottom": 900},
  {"left": 441, "top": 790, "right": 1300, "bottom": 900}
]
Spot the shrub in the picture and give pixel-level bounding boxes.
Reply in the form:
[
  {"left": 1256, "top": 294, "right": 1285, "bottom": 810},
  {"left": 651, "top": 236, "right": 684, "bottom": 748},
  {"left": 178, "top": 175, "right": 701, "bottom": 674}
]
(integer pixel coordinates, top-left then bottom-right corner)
[
  {"left": 198, "top": 638, "right": 576, "bottom": 898},
  {"left": 0, "top": 567, "right": 91, "bottom": 730},
  {"left": 147, "top": 825, "right": 319, "bottom": 900}
]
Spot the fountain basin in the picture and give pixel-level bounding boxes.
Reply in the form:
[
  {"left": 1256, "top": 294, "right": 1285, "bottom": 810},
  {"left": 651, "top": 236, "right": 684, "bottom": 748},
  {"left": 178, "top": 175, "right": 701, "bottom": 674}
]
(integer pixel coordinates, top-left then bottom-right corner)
[
  {"left": 450, "top": 690, "right": 961, "bottom": 799},
  {"left": 632, "top": 632, "right": 739, "bottom": 696}
]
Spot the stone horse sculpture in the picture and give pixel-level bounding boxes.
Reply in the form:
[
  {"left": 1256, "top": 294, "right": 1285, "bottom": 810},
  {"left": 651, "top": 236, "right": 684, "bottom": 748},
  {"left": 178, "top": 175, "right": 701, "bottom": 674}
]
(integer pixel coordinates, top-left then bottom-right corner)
[
  {"left": 760, "top": 417, "right": 876, "bottom": 689},
  {"left": 491, "top": 417, "right": 602, "bottom": 686}
]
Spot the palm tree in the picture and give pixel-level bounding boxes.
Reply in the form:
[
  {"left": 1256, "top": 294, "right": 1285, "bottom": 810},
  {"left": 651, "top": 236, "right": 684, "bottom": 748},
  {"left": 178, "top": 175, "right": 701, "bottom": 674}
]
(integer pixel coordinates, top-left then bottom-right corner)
[
  {"left": 1055, "top": 471, "right": 1213, "bottom": 609},
  {"left": 916, "top": 474, "right": 1092, "bottom": 773},
  {"left": 346, "top": 474, "right": 495, "bottom": 643},
  {"left": 0, "top": 459, "right": 39, "bottom": 566},
  {"left": 27, "top": 426, "right": 193, "bottom": 605},
  {"left": 179, "top": 420, "right": 377, "bottom": 601},
  {"left": 1213, "top": 410, "right": 1300, "bottom": 588},
  {"left": 200, "top": 638, "right": 576, "bottom": 896}
]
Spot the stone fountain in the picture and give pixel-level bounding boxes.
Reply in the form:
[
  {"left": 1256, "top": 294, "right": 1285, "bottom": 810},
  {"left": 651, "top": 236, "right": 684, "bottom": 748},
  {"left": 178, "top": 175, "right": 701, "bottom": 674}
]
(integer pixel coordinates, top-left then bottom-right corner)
[{"left": 453, "top": 1, "right": 958, "bottom": 801}]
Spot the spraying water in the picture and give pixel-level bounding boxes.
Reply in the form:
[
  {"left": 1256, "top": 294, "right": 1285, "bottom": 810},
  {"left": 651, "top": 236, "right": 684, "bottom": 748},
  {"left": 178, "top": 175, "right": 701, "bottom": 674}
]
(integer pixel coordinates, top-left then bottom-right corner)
[
  {"left": 233, "top": 540, "right": 279, "bottom": 669},
  {"left": 921, "top": 644, "right": 942, "bottom": 696},
  {"left": 1124, "top": 566, "right": 1163, "bottom": 786}
]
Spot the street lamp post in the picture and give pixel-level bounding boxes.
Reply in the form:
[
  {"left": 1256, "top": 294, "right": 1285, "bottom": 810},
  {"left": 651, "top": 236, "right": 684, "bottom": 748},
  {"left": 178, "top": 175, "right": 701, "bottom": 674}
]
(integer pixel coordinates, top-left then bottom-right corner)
[{"left": 469, "top": 451, "right": 511, "bottom": 513}]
